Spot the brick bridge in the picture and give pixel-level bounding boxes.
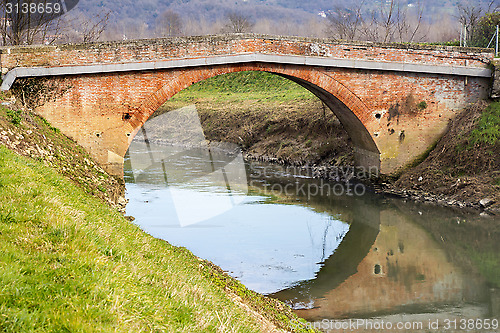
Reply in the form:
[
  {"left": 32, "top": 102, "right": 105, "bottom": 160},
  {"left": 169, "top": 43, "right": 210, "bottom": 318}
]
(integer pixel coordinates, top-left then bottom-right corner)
[{"left": 0, "top": 34, "right": 495, "bottom": 176}]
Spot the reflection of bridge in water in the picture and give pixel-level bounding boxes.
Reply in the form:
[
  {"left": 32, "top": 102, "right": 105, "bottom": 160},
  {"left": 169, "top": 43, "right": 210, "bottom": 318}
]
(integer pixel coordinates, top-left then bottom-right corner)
[
  {"left": 127, "top": 125, "right": 492, "bottom": 319},
  {"left": 273, "top": 201, "right": 492, "bottom": 322},
  {"left": 123, "top": 107, "right": 496, "bottom": 323}
]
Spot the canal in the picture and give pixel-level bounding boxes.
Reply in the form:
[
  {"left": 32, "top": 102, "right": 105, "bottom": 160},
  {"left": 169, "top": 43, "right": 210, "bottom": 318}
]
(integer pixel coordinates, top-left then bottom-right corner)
[{"left": 124, "top": 106, "right": 499, "bottom": 332}]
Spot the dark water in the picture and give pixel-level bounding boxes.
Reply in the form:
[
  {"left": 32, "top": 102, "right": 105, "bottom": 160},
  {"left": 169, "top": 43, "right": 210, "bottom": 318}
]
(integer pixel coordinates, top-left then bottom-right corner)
[{"left": 124, "top": 141, "right": 500, "bottom": 332}]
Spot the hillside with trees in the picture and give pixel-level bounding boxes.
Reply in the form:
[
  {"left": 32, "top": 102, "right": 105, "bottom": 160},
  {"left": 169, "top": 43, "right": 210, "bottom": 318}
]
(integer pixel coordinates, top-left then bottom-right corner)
[
  {"left": 87, "top": 0, "right": 500, "bottom": 43},
  {"left": 0, "top": 0, "right": 498, "bottom": 45}
]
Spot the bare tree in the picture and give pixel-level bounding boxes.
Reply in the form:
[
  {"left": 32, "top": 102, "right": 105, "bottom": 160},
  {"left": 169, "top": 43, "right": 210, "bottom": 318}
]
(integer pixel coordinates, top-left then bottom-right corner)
[
  {"left": 457, "top": 0, "right": 499, "bottom": 47},
  {"left": 81, "top": 11, "right": 110, "bottom": 43},
  {"left": 326, "top": 0, "right": 365, "bottom": 40},
  {"left": 457, "top": 2, "right": 484, "bottom": 45},
  {"left": 379, "top": 0, "right": 397, "bottom": 43},
  {"left": 394, "top": 1, "right": 425, "bottom": 43},
  {"left": 360, "top": 9, "right": 381, "bottom": 42},
  {"left": 486, "top": 0, "right": 500, "bottom": 13},
  {"left": 222, "top": 12, "right": 253, "bottom": 33},
  {"left": 156, "top": 9, "right": 182, "bottom": 37},
  {"left": 0, "top": 0, "right": 71, "bottom": 45},
  {"left": 0, "top": 1, "right": 10, "bottom": 45},
  {"left": 326, "top": 0, "right": 426, "bottom": 43}
]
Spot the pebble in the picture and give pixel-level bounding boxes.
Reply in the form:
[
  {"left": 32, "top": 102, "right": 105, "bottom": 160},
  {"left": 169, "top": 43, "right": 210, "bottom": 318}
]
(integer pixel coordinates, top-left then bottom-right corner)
[{"left": 479, "top": 198, "right": 495, "bottom": 208}]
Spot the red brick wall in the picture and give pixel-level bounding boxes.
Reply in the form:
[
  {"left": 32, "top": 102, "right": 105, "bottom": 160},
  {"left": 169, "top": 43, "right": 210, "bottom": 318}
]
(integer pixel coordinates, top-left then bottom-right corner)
[{"left": 1, "top": 34, "right": 493, "bottom": 71}]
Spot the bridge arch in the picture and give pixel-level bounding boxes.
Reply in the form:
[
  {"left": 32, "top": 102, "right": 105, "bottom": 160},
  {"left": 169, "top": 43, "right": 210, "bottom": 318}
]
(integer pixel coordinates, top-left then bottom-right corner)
[{"left": 129, "top": 64, "right": 381, "bottom": 172}]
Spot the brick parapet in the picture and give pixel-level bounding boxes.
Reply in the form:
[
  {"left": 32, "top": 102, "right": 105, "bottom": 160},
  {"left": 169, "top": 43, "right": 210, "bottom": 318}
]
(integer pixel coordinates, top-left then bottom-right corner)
[{"left": 0, "top": 34, "right": 494, "bottom": 72}]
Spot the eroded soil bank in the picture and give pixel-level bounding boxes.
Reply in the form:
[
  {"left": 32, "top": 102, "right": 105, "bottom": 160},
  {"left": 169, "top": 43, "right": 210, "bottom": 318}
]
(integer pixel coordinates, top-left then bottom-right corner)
[{"left": 382, "top": 101, "right": 500, "bottom": 215}]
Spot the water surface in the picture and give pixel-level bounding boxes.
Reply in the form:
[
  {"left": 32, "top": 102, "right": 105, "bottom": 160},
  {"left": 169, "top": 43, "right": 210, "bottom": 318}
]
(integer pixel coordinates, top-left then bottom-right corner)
[{"left": 124, "top": 140, "right": 500, "bottom": 331}]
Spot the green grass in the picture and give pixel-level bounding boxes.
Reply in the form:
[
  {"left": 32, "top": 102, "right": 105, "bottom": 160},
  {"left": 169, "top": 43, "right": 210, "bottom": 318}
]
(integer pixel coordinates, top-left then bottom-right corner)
[
  {"left": 0, "top": 145, "right": 312, "bottom": 332},
  {"left": 39, "top": 116, "right": 61, "bottom": 133},
  {"left": 426, "top": 40, "right": 461, "bottom": 46},
  {"left": 3, "top": 107, "right": 22, "bottom": 126},
  {"left": 169, "top": 71, "right": 315, "bottom": 103},
  {"left": 469, "top": 101, "right": 500, "bottom": 146}
]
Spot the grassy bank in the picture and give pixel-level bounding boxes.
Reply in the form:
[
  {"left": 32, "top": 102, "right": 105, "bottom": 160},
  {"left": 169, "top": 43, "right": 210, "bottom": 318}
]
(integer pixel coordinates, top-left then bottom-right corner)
[
  {"left": 164, "top": 71, "right": 316, "bottom": 104},
  {"left": 0, "top": 88, "right": 316, "bottom": 332},
  {"left": 0, "top": 144, "right": 314, "bottom": 332},
  {"left": 0, "top": 99, "right": 125, "bottom": 211}
]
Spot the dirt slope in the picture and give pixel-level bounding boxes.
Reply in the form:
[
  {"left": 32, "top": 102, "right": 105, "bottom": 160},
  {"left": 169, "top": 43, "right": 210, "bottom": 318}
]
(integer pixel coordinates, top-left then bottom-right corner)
[{"left": 385, "top": 101, "right": 500, "bottom": 214}]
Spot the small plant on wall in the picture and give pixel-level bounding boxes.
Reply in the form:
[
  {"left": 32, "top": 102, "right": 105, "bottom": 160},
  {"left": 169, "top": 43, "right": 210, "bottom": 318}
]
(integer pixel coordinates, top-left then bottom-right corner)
[
  {"left": 5, "top": 108, "right": 22, "bottom": 125},
  {"left": 417, "top": 101, "right": 428, "bottom": 110},
  {"left": 402, "top": 92, "right": 427, "bottom": 115},
  {"left": 388, "top": 93, "right": 428, "bottom": 123}
]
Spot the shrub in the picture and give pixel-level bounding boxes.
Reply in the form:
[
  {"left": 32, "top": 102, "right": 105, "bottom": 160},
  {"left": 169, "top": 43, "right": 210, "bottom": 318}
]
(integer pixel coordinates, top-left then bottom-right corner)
[
  {"left": 6, "top": 109, "right": 22, "bottom": 125},
  {"left": 417, "top": 101, "right": 428, "bottom": 110}
]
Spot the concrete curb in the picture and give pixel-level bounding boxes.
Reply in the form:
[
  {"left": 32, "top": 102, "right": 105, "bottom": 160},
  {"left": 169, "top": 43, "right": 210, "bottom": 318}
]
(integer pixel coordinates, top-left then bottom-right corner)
[{"left": 1, "top": 53, "right": 493, "bottom": 91}]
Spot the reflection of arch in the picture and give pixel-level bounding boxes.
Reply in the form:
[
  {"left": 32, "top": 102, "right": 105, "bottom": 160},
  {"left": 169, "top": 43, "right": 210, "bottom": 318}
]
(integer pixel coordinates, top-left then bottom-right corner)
[
  {"left": 129, "top": 64, "right": 380, "bottom": 171},
  {"left": 269, "top": 197, "right": 380, "bottom": 304}
]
